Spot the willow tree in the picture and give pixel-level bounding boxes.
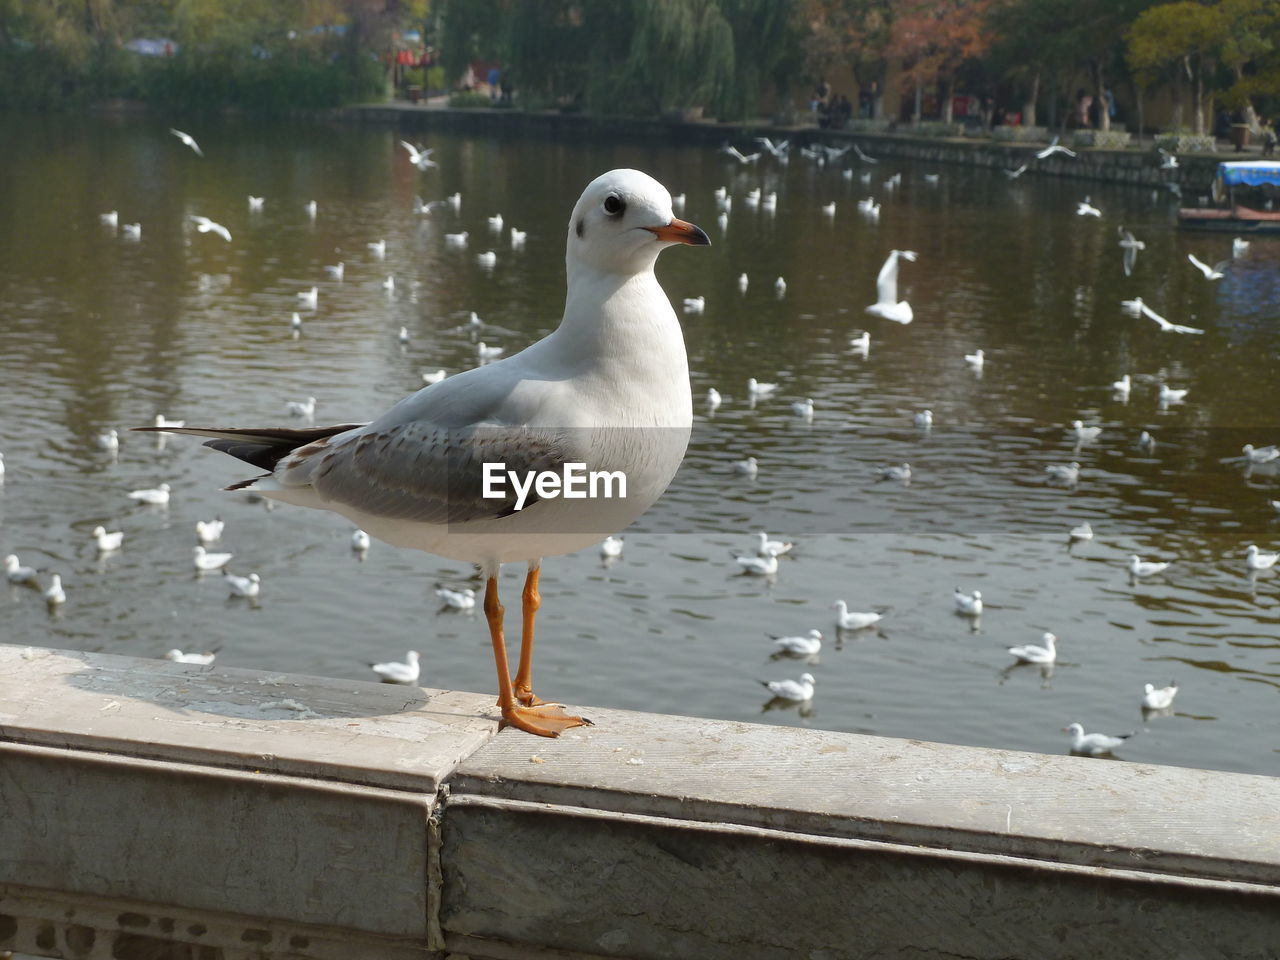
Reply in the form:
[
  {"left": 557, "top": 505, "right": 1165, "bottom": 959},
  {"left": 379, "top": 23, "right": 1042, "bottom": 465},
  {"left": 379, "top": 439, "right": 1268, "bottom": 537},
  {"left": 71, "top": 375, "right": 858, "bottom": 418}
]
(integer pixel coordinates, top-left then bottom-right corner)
[{"left": 718, "top": 0, "right": 802, "bottom": 121}]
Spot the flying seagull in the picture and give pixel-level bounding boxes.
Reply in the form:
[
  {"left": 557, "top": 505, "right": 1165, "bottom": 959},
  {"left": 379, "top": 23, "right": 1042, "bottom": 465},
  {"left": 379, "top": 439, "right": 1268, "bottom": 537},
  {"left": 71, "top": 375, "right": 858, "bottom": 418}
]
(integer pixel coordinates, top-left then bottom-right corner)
[{"left": 169, "top": 128, "right": 203, "bottom": 156}]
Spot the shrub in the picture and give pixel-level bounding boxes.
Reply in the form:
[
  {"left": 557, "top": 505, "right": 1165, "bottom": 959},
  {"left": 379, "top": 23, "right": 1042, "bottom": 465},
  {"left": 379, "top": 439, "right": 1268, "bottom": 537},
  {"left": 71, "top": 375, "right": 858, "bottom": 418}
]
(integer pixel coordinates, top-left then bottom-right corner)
[{"left": 448, "top": 90, "right": 493, "bottom": 109}]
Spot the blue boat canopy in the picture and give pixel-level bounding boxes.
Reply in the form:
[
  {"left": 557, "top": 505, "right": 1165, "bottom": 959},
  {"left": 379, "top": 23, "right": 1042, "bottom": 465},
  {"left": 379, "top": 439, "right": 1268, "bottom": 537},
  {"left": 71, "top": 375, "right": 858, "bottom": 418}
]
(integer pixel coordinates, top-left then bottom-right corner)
[{"left": 1218, "top": 161, "right": 1280, "bottom": 187}]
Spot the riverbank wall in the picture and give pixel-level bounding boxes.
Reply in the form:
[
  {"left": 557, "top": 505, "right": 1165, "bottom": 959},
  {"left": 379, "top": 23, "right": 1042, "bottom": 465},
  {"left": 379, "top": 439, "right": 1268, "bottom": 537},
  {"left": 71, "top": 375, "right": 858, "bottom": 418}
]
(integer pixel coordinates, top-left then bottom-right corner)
[{"left": 3, "top": 644, "right": 1279, "bottom": 960}]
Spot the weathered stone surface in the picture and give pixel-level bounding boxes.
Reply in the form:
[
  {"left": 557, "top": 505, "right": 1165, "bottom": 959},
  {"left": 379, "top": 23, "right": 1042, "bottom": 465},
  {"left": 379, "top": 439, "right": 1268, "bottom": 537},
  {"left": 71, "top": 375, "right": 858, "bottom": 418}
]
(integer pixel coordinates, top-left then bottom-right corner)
[{"left": 0, "top": 644, "right": 497, "bottom": 793}]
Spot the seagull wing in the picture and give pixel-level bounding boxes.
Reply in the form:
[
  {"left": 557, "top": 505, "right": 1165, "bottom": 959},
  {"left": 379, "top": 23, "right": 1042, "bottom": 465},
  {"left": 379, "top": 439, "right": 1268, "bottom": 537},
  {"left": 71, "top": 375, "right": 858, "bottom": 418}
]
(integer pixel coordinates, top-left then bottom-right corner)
[
  {"left": 874, "top": 251, "right": 900, "bottom": 305},
  {"left": 1139, "top": 302, "right": 1172, "bottom": 330},
  {"left": 1123, "top": 245, "right": 1136, "bottom": 277},
  {"left": 1187, "top": 253, "right": 1212, "bottom": 278}
]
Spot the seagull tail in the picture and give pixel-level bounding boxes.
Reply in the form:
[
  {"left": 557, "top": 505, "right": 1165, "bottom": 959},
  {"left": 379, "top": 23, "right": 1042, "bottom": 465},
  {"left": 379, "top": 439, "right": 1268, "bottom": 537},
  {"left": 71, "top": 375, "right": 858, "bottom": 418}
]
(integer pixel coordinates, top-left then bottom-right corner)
[{"left": 131, "top": 423, "right": 364, "bottom": 473}]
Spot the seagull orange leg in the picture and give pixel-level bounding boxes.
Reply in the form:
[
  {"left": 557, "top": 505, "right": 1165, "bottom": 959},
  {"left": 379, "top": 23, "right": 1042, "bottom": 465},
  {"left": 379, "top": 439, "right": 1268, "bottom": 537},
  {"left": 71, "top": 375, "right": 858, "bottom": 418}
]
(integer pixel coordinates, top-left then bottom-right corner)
[
  {"left": 514, "top": 564, "right": 548, "bottom": 706},
  {"left": 484, "top": 575, "right": 590, "bottom": 738}
]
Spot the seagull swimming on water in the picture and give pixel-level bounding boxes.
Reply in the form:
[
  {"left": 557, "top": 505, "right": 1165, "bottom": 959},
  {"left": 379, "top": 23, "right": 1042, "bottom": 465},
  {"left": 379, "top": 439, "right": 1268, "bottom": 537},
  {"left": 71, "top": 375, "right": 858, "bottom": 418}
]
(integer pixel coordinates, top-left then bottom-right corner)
[
  {"left": 1142, "top": 682, "right": 1178, "bottom": 710},
  {"left": 370, "top": 650, "right": 421, "bottom": 684},
  {"left": 1063, "top": 722, "right": 1131, "bottom": 755},
  {"left": 760, "top": 673, "right": 815, "bottom": 702},
  {"left": 1008, "top": 632, "right": 1057, "bottom": 665},
  {"left": 135, "top": 168, "right": 709, "bottom": 739},
  {"left": 771, "top": 630, "right": 822, "bottom": 656}
]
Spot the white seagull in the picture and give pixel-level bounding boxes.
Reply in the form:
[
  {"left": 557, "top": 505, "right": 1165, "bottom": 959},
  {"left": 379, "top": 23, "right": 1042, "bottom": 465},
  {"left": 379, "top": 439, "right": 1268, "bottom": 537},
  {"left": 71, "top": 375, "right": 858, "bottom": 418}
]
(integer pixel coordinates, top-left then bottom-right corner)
[
  {"left": 1007, "top": 632, "right": 1057, "bottom": 665},
  {"left": 96, "top": 428, "right": 120, "bottom": 452},
  {"left": 747, "top": 377, "right": 778, "bottom": 397},
  {"left": 145, "top": 168, "right": 708, "bottom": 738},
  {"left": 1004, "top": 162, "right": 1029, "bottom": 179},
  {"left": 1071, "top": 420, "right": 1102, "bottom": 442},
  {"left": 435, "top": 585, "right": 477, "bottom": 610},
  {"left": 914, "top": 409, "right": 933, "bottom": 427},
  {"left": 954, "top": 587, "right": 983, "bottom": 616},
  {"left": 324, "top": 262, "right": 344, "bottom": 280},
  {"left": 1242, "top": 444, "right": 1280, "bottom": 464},
  {"left": 297, "top": 287, "right": 318, "bottom": 309},
  {"left": 774, "top": 276, "right": 787, "bottom": 297},
  {"left": 368, "top": 239, "right": 387, "bottom": 258},
  {"left": 965, "top": 349, "right": 985, "bottom": 370},
  {"left": 121, "top": 223, "right": 141, "bottom": 240},
  {"left": 399, "top": 141, "right": 435, "bottom": 169},
  {"left": 476, "top": 341, "right": 504, "bottom": 360},
  {"left": 510, "top": 228, "right": 527, "bottom": 248},
  {"left": 189, "top": 216, "right": 231, "bottom": 242},
  {"left": 735, "top": 551, "right": 780, "bottom": 576},
  {"left": 477, "top": 251, "right": 498, "bottom": 269},
  {"left": 1187, "top": 252, "right": 1226, "bottom": 280},
  {"left": 196, "top": 518, "right": 225, "bottom": 543},
  {"left": 733, "top": 456, "right": 759, "bottom": 477},
  {"left": 1246, "top": 544, "right": 1279, "bottom": 571},
  {"left": 738, "top": 273, "right": 749, "bottom": 293},
  {"left": 5, "top": 554, "right": 39, "bottom": 584},
  {"left": 1069, "top": 522, "right": 1093, "bottom": 542},
  {"left": 1035, "top": 136, "right": 1077, "bottom": 159},
  {"left": 791, "top": 398, "right": 814, "bottom": 419},
  {"left": 169, "top": 128, "right": 203, "bottom": 156},
  {"left": 720, "top": 144, "right": 761, "bottom": 164},
  {"left": 248, "top": 196, "right": 264, "bottom": 211},
  {"left": 832, "top": 601, "right": 883, "bottom": 631},
  {"left": 771, "top": 629, "right": 822, "bottom": 656},
  {"left": 193, "top": 545, "right": 233, "bottom": 571},
  {"left": 286, "top": 396, "right": 317, "bottom": 418},
  {"left": 757, "top": 532, "right": 793, "bottom": 557},
  {"left": 487, "top": 214, "right": 504, "bottom": 232},
  {"left": 422, "top": 369, "right": 447, "bottom": 385},
  {"left": 1076, "top": 197, "right": 1101, "bottom": 217},
  {"left": 100, "top": 210, "right": 119, "bottom": 228},
  {"left": 1158, "top": 383, "right": 1189, "bottom": 404},
  {"left": 92, "top": 526, "right": 124, "bottom": 552},
  {"left": 1142, "top": 682, "right": 1178, "bottom": 710},
  {"left": 1140, "top": 302, "right": 1203, "bottom": 335},
  {"left": 445, "top": 231, "right": 469, "bottom": 248},
  {"left": 865, "top": 250, "right": 917, "bottom": 324},
  {"left": 706, "top": 387, "right": 722, "bottom": 411},
  {"left": 128, "top": 483, "right": 170, "bottom": 505},
  {"left": 304, "top": 200, "right": 317, "bottom": 219},
  {"left": 165, "top": 649, "right": 216, "bottom": 665},
  {"left": 1063, "top": 723, "right": 1131, "bottom": 755},
  {"left": 600, "top": 535, "right": 624, "bottom": 559},
  {"left": 879, "top": 463, "right": 912, "bottom": 484},
  {"left": 225, "top": 571, "right": 261, "bottom": 597},
  {"left": 352, "top": 528, "right": 371, "bottom": 552},
  {"left": 43, "top": 574, "right": 66, "bottom": 606},
  {"left": 1157, "top": 147, "right": 1179, "bottom": 170},
  {"left": 1128, "top": 555, "right": 1171, "bottom": 578},
  {"left": 1233, "top": 237, "right": 1250, "bottom": 258},
  {"left": 370, "top": 650, "right": 422, "bottom": 684},
  {"left": 682, "top": 296, "right": 705, "bottom": 314},
  {"left": 760, "top": 673, "right": 815, "bottom": 702},
  {"left": 290, "top": 312, "right": 303, "bottom": 334},
  {"left": 154, "top": 414, "right": 185, "bottom": 430},
  {"left": 1112, "top": 374, "right": 1131, "bottom": 397},
  {"left": 850, "top": 331, "right": 870, "bottom": 354},
  {"left": 1045, "top": 461, "right": 1081, "bottom": 484}
]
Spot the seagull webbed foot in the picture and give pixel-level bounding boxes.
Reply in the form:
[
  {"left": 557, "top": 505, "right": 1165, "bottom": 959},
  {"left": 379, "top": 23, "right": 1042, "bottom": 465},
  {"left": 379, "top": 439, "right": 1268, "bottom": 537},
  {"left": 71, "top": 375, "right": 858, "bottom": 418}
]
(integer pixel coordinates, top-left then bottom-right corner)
[{"left": 500, "top": 702, "right": 593, "bottom": 738}]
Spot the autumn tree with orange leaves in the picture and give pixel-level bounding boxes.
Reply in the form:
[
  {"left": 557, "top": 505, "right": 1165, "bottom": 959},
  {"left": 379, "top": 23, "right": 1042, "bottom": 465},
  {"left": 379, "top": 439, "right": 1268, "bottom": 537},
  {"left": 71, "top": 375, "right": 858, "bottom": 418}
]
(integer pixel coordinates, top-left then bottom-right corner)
[{"left": 888, "top": 0, "right": 991, "bottom": 124}]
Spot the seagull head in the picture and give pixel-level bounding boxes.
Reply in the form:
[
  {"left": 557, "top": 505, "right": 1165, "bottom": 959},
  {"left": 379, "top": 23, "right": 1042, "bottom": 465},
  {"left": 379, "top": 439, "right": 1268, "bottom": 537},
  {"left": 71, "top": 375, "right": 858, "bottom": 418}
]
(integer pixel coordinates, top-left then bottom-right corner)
[
  {"left": 801, "top": 673, "right": 816, "bottom": 685},
  {"left": 567, "top": 169, "right": 709, "bottom": 276}
]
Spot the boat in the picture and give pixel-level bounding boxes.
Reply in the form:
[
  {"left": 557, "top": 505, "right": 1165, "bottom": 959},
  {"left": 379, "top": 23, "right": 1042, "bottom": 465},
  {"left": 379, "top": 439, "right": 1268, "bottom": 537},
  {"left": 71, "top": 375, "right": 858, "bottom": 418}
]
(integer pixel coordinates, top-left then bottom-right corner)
[{"left": 1178, "top": 161, "right": 1280, "bottom": 233}]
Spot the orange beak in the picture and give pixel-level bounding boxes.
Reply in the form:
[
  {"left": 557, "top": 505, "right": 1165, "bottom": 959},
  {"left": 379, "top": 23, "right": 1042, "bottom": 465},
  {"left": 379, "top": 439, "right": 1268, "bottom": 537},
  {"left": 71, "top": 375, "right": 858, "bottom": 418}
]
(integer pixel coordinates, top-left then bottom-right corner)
[{"left": 645, "top": 218, "right": 711, "bottom": 246}]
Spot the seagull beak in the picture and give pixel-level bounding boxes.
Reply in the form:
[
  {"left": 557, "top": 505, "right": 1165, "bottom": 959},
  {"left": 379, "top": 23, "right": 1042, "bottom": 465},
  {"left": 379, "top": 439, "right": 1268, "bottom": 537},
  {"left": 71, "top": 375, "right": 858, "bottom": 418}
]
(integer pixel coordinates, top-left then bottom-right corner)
[{"left": 645, "top": 218, "right": 710, "bottom": 246}]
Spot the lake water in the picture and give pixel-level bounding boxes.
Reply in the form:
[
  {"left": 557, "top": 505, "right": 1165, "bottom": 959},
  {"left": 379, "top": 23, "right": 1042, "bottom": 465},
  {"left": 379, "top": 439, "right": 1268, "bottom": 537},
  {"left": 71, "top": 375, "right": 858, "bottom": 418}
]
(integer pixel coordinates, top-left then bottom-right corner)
[{"left": 1, "top": 113, "right": 1277, "bottom": 776}]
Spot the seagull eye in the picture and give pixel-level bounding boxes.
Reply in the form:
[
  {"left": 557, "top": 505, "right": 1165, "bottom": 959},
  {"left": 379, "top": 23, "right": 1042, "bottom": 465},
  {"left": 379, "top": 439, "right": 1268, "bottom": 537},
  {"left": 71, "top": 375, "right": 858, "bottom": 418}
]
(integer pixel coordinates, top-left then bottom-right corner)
[{"left": 603, "top": 194, "right": 625, "bottom": 216}]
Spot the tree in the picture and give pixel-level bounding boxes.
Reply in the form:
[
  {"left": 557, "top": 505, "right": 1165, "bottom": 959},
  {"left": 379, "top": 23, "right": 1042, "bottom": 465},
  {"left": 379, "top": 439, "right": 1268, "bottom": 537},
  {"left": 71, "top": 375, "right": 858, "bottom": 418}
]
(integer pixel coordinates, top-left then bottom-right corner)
[
  {"left": 1127, "top": 1, "right": 1223, "bottom": 134},
  {"left": 888, "top": 0, "right": 991, "bottom": 124},
  {"left": 797, "top": 0, "right": 893, "bottom": 118}
]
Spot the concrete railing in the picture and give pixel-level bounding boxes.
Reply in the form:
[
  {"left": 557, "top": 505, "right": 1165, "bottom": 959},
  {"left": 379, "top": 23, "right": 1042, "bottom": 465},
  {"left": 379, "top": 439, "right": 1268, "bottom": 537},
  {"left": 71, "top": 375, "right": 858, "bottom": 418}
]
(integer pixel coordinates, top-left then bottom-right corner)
[{"left": 2, "top": 644, "right": 1278, "bottom": 959}]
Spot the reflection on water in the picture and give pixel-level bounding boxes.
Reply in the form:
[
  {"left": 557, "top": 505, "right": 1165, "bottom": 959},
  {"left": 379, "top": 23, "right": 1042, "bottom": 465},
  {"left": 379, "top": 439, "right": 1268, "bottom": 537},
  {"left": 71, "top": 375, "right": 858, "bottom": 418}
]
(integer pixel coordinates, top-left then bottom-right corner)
[{"left": 1, "top": 113, "right": 1278, "bottom": 775}]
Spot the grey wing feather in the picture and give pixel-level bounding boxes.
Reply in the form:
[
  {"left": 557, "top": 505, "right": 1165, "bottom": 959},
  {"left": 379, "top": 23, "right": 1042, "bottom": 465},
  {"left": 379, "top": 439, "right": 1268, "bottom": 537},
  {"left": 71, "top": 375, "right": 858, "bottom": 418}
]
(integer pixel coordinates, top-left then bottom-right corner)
[{"left": 295, "top": 422, "right": 576, "bottom": 524}]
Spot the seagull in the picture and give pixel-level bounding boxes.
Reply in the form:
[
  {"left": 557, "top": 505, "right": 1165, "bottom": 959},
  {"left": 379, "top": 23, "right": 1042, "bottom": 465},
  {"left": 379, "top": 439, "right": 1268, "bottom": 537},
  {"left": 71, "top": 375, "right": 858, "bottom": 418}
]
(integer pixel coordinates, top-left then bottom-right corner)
[
  {"left": 445, "top": 231, "right": 469, "bottom": 248},
  {"left": 832, "top": 600, "right": 883, "bottom": 631},
  {"left": 717, "top": 212, "right": 729, "bottom": 232},
  {"left": 1246, "top": 544, "right": 1279, "bottom": 571},
  {"left": 1069, "top": 522, "right": 1093, "bottom": 542},
  {"left": 760, "top": 673, "right": 815, "bottom": 702},
  {"left": 476, "top": 342, "right": 504, "bottom": 360},
  {"left": 720, "top": 144, "right": 761, "bottom": 164},
  {"left": 1242, "top": 444, "right": 1280, "bottom": 464},
  {"left": 324, "top": 262, "right": 344, "bottom": 280},
  {"left": 732, "top": 456, "right": 759, "bottom": 477},
  {"left": 1142, "top": 682, "right": 1178, "bottom": 710},
  {"left": 744, "top": 188, "right": 761, "bottom": 207},
  {"left": 852, "top": 143, "right": 878, "bottom": 164},
  {"left": 747, "top": 378, "right": 778, "bottom": 397},
  {"left": 955, "top": 587, "right": 983, "bottom": 615},
  {"left": 100, "top": 210, "right": 119, "bottom": 228},
  {"left": 193, "top": 545, "right": 233, "bottom": 571},
  {"left": 5, "top": 554, "right": 39, "bottom": 585},
  {"left": 757, "top": 532, "right": 793, "bottom": 557},
  {"left": 865, "top": 250, "right": 917, "bottom": 323},
  {"left": 422, "top": 370, "right": 447, "bottom": 385},
  {"left": 1004, "top": 162, "right": 1029, "bottom": 179},
  {"left": 914, "top": 409, "right": 933, "bottom": 427},
  {"left": 1141, "top": 302, "right": 1203, "bottom": 335},
  {"left": 248, "top": 195, "right": 264, "bottom": 211},
  {"left": 165, "top": 649, "right": 216, "bottom": 665},
  {"left": 882, "top": 173, "right": 901, "bottom": 190},
  {"left": 304, "top": 200, "right": 317, "bottom": 219},
  {"left": 189, "top": 216, "right": 231, "bottom": 242},
  {"left": 371, "top": 650, "right": 422, "bottom": 684},
  {"left": 1008, "top": 632, "right": 1057, "bottom": 664},
  {"left": 1063, "top": 723, "right": 1131, "bottom": 756},
  {"left": 850, "top": 331, "right": 870, "bottom": 354},
  {"left": 600, "top": 535, "right": 624, "bottom": 559},
  {"left": 1120, "top": 297, "right": 1144, "bottom": 317},
  {"left": 714, "top": 186, "right": 728, "bottom": 201},
  {"left": 368, "top": 239, "right": 387, "bottom": 258},
  {"left": 384, "top": 275, "right": 396, "bottom": 293},
  {"left": 738, "top": 273, "right": 749, "bottom": 293},
  {"left": 121, "top": 223, "right": 141, "bottom": 241},
  {"left": 1158, "top": 383, "right": 1189, "bottom": 404},
  {"left": 290, "top": 312, "right": 303, "bottom": 334},
  {"left": 755, "top": 136, "right": 790, "bottom": 158},
  {"left": 821, "top": 201, "right": 836, "bottom": 217},
  {"left": 225, "top": 571, "right": 261, "bottom": 598},
  {"left": 1076, "top": 197, "right": 1101, "bottom": 217},
  {"left": 771, "top": 630, "right": 822, "bottom": 656},
  {"left": 879, "top": 463, "right": 912, "bottom": 483},
  {"left": 286, "top": 396, "right": 317, "bottom": 418},
  {"left": 1035, "top": 136, "right": 1077, "bottom": 159},
  {"left": 671, "top": 193, "right": 686, "bottom": 211},
  {"left": 1071, "top": 420, "right": 1102, "bottom": 442},
  {"left": 447, "top": 192, "right": 462, "bottom": 212},
  {"left": 1187, "top": 252, "right": 1226, "bottom": 280},
  {"left": 706, "top": 387, "right": 722, "bottom": 411},
  {"left": 735, "top": 551, "right": 780, "bottom": 576},
  {"left": 42, "top": 574, "right": 66, "bottom": 606},
  {"left": 1128, "top": 555, "right": 1171, "bottom": 578},
  {"left": 965, "top": 349, "right": 985, "bottom": 370},
  {"left": 1117, "top": 227, "right": 1145, "bottom": 251},
  {"left": 923, "top": 173, "right": 941, "bottom": 185},
  {"left": 399, "top": 141, "right": 435, "bottom": 169},
  {"left": 139, "top": 168, "right": 709, "bottom": 738},
  {"left": 435, "top": 585, "right": 477, "bottom": 610},
  {"left": 774, "top": 276, "right": 786, "bottom": 297},
  {"left": 510, "top": 228, "right": 527, "bottom": 248},
  {"left": 352, "top": 528, "right": 371, "bottom": 552},
  {"left": 487, "top": 214, "right": 504, "bottom": 232},
  {"left": 196, "top": 517, "right": 224, "bottom": 543},
  {"left": 682, "top": 296, "right": 705, "bottom": 314},
  {"left": 1045, "top": 461, "right": 1080, "bottom": 484},
  {"left": 821, "top": 144, "right": 851, "bottom": 162},
  {"left": 1138, "top": 430, "right": 1157, "bottom": 452},
  {"left": 92, "top": 526, "right": 124, "bottom": 552},
  {"left": 96, "top": 429, "right": 120, "bottom": 452},
  {"left": 1233, "top": 237, "right": 1250, "bottom": 258},
  {"left": 1157, "top": 147, "right": 1179, "bottom": 170},
  {"left": 297, "top": 287, "right": 318, "bottom": 308},
  {"left": 128, "top": 483, "right": 170, "bottom": 505},
  {"left": 1112, "top": 374, "right": 1131, "bottom": 397},
  {"left": 154, "top": 414, "right": 185, "bottom": 430},
  {"left": 169, "top": 128, "right": 203, "bottom": 156},
  {"left": 856, "top": 197, "right": 881, "bottom": 218},
  {"left": 791, "top": 398, "right": 814, "bottom": 419}
]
